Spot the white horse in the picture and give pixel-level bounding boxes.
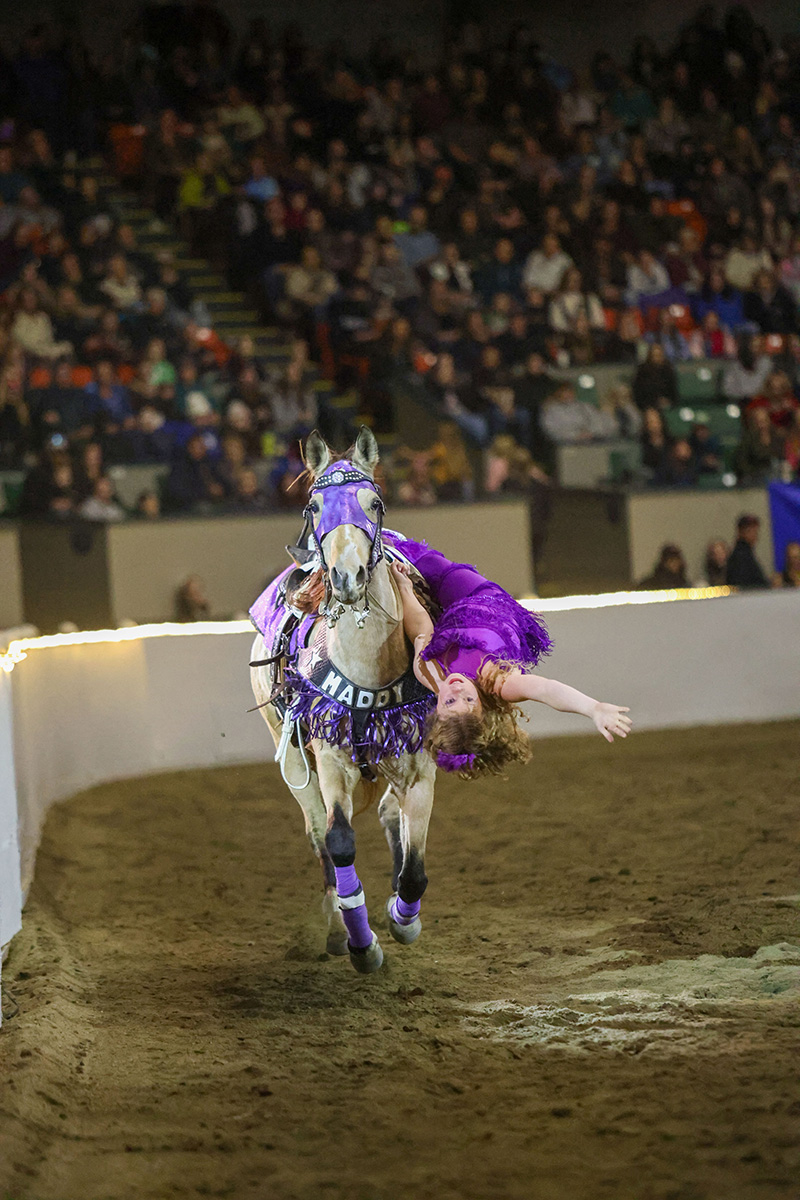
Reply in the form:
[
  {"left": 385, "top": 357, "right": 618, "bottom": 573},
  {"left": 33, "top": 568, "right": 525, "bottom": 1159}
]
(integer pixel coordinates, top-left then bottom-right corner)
[{"left": 250, "top": 428, "right": 437, "bottom": 974}]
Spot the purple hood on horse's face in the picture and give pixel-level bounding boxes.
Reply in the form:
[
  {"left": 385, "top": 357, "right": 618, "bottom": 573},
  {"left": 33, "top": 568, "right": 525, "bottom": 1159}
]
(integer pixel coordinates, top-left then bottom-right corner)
[{"left": 308, "top": 460, "right": 383, "bottom": 550}]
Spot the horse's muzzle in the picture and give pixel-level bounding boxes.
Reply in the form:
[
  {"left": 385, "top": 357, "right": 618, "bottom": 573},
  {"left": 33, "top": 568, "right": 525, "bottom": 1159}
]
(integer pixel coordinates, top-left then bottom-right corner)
[{"left": 330, "top": 564, "right": 367, "bottom": 606}]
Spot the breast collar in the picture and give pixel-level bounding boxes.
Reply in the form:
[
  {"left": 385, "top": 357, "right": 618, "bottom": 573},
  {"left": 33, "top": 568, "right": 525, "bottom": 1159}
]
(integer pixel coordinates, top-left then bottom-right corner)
[
  {"left": 287, "top": 620, "right": 435, "bottom": 752},
  {"left": 302, "top": 642, "right": 431, "bottom": 720}
]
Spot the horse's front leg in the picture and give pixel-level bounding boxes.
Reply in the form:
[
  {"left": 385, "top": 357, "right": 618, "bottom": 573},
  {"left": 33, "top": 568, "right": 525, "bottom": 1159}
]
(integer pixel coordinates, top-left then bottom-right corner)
[
  {"left": 262, "top": 714, "right": 349, "bottom": 955},
  {"left": 251, "top": 651, "right": 349, "bottom": 956},
  {"left": 316, "top": 746, "right": 384, "bottom": 975},
  {"left": 386, "top": 755, "right": 436, "bottom": 946}
]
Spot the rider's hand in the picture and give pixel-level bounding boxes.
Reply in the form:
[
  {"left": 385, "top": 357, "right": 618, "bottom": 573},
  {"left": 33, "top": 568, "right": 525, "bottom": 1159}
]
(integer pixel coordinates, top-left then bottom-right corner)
[
  {"left": 592, "top": 703, "right": 632, "bottom": 743},
  {"left": 390, "top": 560, "right": 415, "bottom": 592}
]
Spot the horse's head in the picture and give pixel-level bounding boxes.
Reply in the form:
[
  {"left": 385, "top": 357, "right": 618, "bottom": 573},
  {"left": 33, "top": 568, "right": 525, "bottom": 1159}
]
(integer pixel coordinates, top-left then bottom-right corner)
[{"left": 304, "top": 427, "right": 383, "bottom": 615}]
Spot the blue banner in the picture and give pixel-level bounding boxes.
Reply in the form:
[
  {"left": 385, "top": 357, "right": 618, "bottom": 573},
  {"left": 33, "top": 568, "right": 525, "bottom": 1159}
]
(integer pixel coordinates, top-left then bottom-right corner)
[{"left": 768, "top": 481, "right": 800, "bottom": 572}]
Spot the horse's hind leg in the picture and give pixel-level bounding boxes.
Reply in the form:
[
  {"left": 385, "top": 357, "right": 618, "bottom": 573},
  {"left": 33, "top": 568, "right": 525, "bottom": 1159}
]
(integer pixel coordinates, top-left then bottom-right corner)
[
  {"left": 378, "top": 785, "right": 404, "bottom": 891},
  {"left": 386, "top": 757, "right": 436, "bottom": 946}
]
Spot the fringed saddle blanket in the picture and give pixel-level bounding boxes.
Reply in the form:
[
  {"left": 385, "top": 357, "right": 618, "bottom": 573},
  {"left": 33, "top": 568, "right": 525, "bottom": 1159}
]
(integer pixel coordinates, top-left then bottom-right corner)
[{"left": 250, "top": 545, "right": 436, "bottom": 765}]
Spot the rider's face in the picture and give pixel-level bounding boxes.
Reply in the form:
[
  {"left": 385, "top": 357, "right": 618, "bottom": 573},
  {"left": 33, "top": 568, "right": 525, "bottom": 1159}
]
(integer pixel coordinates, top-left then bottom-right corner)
[{"left": 436, "top": 673, "right": 481, "bottom": 716}]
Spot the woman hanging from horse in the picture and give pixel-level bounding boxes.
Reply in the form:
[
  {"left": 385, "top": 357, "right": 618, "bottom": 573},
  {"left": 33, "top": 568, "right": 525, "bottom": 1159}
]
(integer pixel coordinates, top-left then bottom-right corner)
[{"left": 385, "top": 548, "right": 631, "bottom": 776}]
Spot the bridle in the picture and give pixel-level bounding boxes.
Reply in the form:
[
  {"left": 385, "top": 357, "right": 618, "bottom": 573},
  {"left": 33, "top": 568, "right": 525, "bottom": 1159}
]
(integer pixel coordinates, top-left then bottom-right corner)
[{"left": 301, "top": 461, "right": 385, "bottom": 629}]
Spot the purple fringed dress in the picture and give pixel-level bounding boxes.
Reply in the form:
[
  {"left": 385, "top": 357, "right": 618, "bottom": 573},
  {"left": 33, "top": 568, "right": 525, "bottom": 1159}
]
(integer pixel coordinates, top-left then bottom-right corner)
[{"left": 385, "top": 533, "right": 552, "bottom": 678}]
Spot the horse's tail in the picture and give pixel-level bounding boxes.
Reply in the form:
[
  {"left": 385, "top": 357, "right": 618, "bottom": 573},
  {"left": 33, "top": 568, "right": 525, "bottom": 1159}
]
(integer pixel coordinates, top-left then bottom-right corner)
[{"left": 354, "top": 775, "right": 382, "bottom": 815}]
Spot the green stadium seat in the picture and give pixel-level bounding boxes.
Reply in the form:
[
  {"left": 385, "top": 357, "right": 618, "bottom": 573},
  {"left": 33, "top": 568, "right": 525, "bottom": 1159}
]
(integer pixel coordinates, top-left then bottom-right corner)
[
  {"left": 701, "top": 407, "right": 742, "bottom": 439},
  {"left": 676, "top": 363, "right": 720, "bottom": 403},
  {"left": 696, "top": 472, "right": 734, "bottom": 489},
  {"left": 0, "top": 474, "right": 24, "bottom": 516},
  {"left": 722, "top": 444, "right": 739, "bottom": 472},
  {"left": 574, "top": 373, "right": 599, "bottom": 406},
  {"left": 608, "top": 445, "right": 642, "bottom": 482},
  {"left": 663, "top": 407, "right": 694, "bottom": 438}
]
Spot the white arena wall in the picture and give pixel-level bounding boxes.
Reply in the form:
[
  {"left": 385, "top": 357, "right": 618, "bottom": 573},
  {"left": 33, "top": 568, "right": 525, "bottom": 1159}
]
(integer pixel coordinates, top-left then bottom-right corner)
[{"left": 1, "top": 589, "right": 799, "bottom": 1022}]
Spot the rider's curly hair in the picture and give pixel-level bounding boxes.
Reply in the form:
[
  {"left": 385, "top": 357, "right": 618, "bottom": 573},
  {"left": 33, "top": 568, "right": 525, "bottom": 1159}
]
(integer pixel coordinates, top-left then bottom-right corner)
[{"left": 424, "top": 660, "right": 531, "bottom": 779}]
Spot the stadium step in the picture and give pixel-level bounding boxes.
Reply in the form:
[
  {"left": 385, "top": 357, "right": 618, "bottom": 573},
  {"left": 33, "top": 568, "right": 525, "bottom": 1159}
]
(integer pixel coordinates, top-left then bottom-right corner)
[
  {"left": 205, "top": 309, "right": 261, "bottom": 324},
  {"left": 189, "top": 274, "right": 228, "bottom": 289},
  {"left": 329, "top": 394, "right": 360, "bottom": 412},
  {"left": 174, "top": 258, "right": 213, "bottom": 272},
  {"left": 254, "top": 343, "right": 293, "bottom": 356},
  {"left": 136, "top": 234, "right": 186, "bottom": 250},
  {"left": 203, "top": 292, "right": 249, "bottom": 306},
  {"left": 95, "top": 176, "right": 334, "bottom": 395},
  {"left": 116, "top": 207, "right": 152, "bottom": 222},
  {"left": 216, "top": 325, "right": 284, "bottom": 340}
]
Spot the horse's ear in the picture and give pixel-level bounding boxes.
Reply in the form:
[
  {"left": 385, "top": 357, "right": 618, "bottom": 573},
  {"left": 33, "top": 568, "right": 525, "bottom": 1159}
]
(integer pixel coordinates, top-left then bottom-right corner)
[
  {"left": 303, "top": 430, "right": 331, "bottom": 478},
  {"left": 351, "top": 426, "right": 379, "bottom": 477}
]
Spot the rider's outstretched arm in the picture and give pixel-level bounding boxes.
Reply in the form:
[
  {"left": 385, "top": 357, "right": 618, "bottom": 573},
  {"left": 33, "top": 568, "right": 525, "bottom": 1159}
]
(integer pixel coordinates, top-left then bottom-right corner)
[{"left": 499, "top": 672, "right": 632, "bottom": 743}]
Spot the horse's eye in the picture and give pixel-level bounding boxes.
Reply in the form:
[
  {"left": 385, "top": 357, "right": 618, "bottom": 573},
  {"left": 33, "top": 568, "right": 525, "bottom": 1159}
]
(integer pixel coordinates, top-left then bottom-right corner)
[
  {"left": 308, "top": 501, "right": 319, "bottom": 515},
  {"left": 371, "top": 497, "right": 382, "bottom": 511}
]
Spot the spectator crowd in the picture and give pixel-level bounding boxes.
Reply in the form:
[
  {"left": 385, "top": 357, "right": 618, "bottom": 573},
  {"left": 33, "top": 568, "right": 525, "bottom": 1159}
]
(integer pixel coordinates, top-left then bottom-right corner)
[
  {"left": 636, "top": 512, "right": 799, "bottom": 592},
  {"left": 0, "top": 4, "right": 799, "bottom": 539}
]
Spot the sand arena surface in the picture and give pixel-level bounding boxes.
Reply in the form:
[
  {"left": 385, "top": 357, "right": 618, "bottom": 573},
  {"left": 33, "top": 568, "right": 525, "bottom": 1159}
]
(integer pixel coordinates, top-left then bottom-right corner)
[{"left": 1, "top": 720, "right": 799, "bottom": 1200}]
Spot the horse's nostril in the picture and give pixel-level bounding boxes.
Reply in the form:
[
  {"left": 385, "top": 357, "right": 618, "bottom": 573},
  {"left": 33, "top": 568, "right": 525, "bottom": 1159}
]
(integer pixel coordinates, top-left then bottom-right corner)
[{"left": 331, "top": 564, "right": 365, "bottom": 597}]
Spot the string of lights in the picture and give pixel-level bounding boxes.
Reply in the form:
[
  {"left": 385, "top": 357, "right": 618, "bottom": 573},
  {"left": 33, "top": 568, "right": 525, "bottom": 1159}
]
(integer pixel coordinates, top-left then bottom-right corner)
[{"left": 0, "top": 588, "right": 733, "bottom": 674}]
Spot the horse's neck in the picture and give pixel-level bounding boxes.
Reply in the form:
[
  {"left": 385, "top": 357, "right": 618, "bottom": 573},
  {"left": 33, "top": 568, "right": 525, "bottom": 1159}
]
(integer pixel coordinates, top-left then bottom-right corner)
[{"left": 325, "top": 561, "right": 408, "bottom": 687}]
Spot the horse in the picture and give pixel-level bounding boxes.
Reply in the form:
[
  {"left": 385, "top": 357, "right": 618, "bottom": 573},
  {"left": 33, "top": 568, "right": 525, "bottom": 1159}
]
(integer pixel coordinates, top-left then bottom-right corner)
[{"left": 249, "top": 428, "right": 437, "bottom": 975}]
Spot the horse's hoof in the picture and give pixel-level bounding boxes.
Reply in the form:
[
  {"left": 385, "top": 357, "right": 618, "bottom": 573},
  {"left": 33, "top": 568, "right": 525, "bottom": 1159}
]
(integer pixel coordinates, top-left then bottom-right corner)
[
  {"left": 386, "top": 895, "right": 422, "bottom": 945},
  {"left": 326, "top": 931, "right": 350, "bottom": 957},
  {"left": 348, "top": 934, "right": 384, "bottom": 974}
]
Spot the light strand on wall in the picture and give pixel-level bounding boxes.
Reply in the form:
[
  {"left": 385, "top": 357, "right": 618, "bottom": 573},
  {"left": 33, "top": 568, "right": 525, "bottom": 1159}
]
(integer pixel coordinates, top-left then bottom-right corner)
[
  {"left": 0, "top": 588, "right": 733, "bottom": 674},
  {"left": 526, "top": 585, "right": 732, "bottom": 613},
  {"left": 0, "top": 619, "right": 255, "bottom": 673}
]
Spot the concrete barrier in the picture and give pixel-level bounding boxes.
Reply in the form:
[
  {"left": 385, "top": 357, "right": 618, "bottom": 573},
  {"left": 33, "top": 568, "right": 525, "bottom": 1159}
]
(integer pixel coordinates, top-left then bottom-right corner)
[
  {"left": 16, "top": 500, "right": 535, "bottom": 632},
  {"left": 0, "top": 525, "right": 24, "bottom": 629}
]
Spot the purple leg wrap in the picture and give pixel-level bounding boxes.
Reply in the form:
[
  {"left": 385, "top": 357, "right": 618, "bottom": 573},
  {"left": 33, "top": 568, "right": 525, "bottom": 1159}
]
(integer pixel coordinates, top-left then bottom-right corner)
[
  {"left": 334, "top": 864, "right": 373, "bottom": 950},
  {"left": 391, "top": 896, "right": 421, "bottom": 926}
]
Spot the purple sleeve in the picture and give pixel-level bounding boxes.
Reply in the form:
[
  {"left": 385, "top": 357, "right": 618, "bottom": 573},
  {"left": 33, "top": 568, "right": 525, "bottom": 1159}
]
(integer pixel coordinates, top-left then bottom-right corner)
[
  {"left": 386, "top": 532, "right": 553, "bottom": 672},
  {"left": 392, "top": 540, "right": 490, "bottom": 608}
]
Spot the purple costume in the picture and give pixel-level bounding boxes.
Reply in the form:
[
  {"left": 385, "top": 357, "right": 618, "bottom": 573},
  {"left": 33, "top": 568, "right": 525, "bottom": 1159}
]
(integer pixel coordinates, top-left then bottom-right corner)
[
  {"left": 386, "top": 534, "right": 553, "bottom": 678},
  {"left": 248, "top": 530, "right": 551, "bottom": 774},
  {"left": 384, "top": 535, "right": 552, "bottom": 774},
  {"left": 250, "top": 533, "right": 552, "bottom": 685}
]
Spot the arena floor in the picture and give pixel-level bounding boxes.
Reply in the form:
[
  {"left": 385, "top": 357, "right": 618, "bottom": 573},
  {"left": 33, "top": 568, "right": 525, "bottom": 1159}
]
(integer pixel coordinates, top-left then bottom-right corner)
[{"left": 1, "top": 720, "right": 799, "bottom": 1200}]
